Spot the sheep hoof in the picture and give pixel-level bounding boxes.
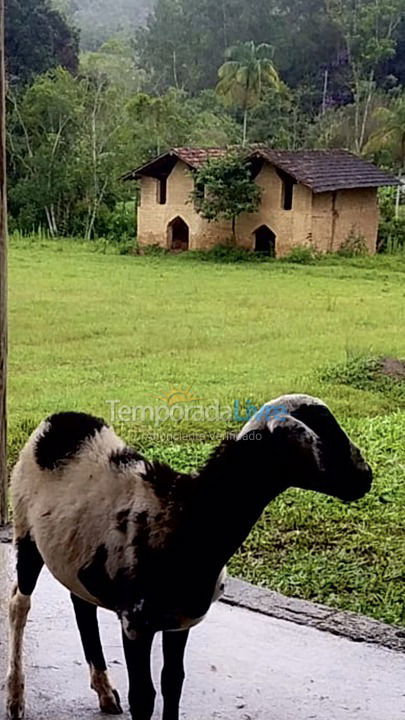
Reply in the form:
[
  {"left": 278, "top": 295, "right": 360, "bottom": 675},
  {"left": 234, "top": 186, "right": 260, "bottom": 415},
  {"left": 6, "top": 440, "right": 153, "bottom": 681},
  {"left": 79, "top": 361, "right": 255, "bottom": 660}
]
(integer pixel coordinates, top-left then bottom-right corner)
[
  {"left": 6, "top": 699, "right": 25, "bottom": 720},
  {"left": 100, "top": 689, "right": 123, "bottom": 715}
]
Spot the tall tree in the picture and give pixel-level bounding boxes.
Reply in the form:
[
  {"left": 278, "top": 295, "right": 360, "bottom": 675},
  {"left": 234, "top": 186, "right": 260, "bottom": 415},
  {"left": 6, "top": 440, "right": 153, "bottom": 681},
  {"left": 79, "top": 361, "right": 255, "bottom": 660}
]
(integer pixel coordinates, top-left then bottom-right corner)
[
  {"left": 136, "top": 0, "right": 280, "bottom": 94},
  {"left": 326, "top": 0, "right": 404, "bottom": 153},
  {"left": 5, "top": 0, "right": 79, "bottom": 86},
  {"left": 216, "top": 41, "right": 281, "bottom": 145},
  {"left": 128, "top": 90, "right": 188, "bottom": 155},
  {"left": 365, "top": 95, "right": 405, "bottom": 215}
]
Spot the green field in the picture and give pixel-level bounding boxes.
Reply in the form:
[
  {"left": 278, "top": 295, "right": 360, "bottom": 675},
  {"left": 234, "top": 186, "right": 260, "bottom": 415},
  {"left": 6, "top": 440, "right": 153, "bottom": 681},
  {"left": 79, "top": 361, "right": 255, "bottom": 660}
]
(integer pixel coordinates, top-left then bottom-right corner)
[{"left": 8, "top": 238, "right": 405, "bottom": 626}]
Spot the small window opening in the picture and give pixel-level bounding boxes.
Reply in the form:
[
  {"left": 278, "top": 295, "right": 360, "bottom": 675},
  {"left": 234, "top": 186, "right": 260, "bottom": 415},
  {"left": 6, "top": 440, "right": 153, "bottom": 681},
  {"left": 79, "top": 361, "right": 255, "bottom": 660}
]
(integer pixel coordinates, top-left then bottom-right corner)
[
  {"left": 194, "top": 181, "right": 205, "bottom": 207},
  {"left": 282, "top": 177, "right": 294, "bottom": 210},
  {"left": 157, "top": 176, "right": 167, "bottom": 205}
]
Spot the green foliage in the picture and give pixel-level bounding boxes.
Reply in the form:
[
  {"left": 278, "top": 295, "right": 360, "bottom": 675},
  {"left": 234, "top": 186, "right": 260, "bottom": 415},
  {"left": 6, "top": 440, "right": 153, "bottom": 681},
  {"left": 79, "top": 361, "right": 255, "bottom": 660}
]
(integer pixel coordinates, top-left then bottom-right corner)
[
  {"left": 378, "top": 186, "right": 398, "bottom": 221},
  {"left": 6, "top": 0, "right": 79, "bottom": 86},
  {"left": 325, "top": 0, "right": 404, "bottom": 153},
  {"left": 378, "top": 217, "right": 405, "bottom": 253},
  {"left": 191, "top": 153, "right": 262, "bottom": 239},
  {"left": 136, "top": 0, "right": 279, "bottom": 94},
  {"left": 53, "top": 0, "right": 154, "bottom": 51},
  {"left": 105, "top": 202, "right": 136, "bottom": 244},
  {"left": 337, "top": 230, "right": 368, "bottom": 257},
  {"left": 7, "top": 69, "right": 240, "bottom": 237},
  {"left": 140, "top": 243, "right": 169, "bottom": 257},
  {"left": 320, "top": 352, "right": 405, "bottom": 404},
  {"left": 184, "top": 244, "right": 271, "bottom": 264},
  {"left": 80, "top": 38, "right": 146, "bottom": 94},
  {"left": 7, "top": 0, "right": 405, "bottom": 241},
  {"left": 216, "top": 41, "right": 281, "bottom": 143},
  {"left": 365, "top": 95, "right": 405, "bottom": 170},
  {"left": 8, "top": 67, "right": 136, "bottom": 238},
  {"left": 248, "top": 86, "right": 307, "bottom": 148},
  {"left": 281, "top": 246, "right": 319, "bottom": 264}
]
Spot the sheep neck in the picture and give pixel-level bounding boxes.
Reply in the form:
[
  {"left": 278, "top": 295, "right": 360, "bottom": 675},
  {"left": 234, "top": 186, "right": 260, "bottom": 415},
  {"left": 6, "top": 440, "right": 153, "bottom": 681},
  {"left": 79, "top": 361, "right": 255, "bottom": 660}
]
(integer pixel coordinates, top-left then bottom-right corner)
[{"left": 181, "top": 437, "right": 287, "bottom": 587}]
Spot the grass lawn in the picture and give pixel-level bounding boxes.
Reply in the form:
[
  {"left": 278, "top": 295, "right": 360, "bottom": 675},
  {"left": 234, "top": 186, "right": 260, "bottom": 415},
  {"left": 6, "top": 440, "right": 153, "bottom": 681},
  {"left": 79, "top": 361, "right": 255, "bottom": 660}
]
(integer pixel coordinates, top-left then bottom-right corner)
[{"left": 7, "top": 237, "right": 405, "bottom": 626}]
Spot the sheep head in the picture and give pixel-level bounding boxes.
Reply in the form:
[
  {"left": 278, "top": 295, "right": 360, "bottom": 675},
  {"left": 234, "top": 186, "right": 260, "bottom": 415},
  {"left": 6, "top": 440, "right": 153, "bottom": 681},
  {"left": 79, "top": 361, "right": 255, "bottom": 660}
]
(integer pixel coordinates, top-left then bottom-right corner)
[{"left": 237, "top": 394, "right": 372, "bottom": 502}]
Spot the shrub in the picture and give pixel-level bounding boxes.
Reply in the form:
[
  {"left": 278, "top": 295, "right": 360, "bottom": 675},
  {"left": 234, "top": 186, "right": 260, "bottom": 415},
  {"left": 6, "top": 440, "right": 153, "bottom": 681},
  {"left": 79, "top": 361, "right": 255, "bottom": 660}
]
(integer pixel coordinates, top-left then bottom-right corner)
[
  {"left": 337, "top": 231, "right": 368, "bottom": 257},
  {"left": 320, "top": 351, "right": 405, "bottom": 405},
  {"left": 378, "top": 217, "right": 405, "bottom": 253},
  {"left": 140, "top": 244, "right": 169, "bottom": 256},
  {"left": 185, "top": 244, "right": 272, "bottom": 263},
  {"left": 106, "top": 202, "right": 136, "bottom": 244},
  {"left": 282, "top": 246, "right": 318, "bottom": 264}
]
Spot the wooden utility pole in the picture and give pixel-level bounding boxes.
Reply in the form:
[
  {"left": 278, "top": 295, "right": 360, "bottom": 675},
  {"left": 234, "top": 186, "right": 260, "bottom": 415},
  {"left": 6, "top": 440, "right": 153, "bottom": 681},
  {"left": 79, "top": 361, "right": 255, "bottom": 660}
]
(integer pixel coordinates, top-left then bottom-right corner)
[{"left": 0, "top": 0, "right": 8, "bottom": 527}]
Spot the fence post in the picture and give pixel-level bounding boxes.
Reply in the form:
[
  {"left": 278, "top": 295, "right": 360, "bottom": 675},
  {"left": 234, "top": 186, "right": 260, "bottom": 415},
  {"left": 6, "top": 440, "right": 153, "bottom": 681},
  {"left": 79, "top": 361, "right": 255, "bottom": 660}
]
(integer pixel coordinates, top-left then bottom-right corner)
[{"left": 0, "top": 0, "right": 8, "bottom": 527}]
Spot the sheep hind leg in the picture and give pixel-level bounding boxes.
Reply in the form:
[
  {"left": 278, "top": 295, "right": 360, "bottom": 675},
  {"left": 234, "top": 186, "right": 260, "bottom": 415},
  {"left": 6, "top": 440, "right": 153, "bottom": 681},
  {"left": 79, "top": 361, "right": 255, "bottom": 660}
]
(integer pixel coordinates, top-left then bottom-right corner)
[
  {"left": 70, "top": 593, "right": 123, "bottom": 715},
  {"left": 6, "top": 533, "right": 44, "bottom": 720}
]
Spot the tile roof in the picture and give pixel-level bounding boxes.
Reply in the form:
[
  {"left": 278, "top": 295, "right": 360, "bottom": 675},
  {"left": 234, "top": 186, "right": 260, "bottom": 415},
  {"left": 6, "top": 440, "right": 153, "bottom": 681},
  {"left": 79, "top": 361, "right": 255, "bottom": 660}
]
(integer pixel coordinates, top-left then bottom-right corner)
[
  {"left": 251, "top": 148, "right": 398, "bottom": 193},
  {"left": 173, "top": 147, "right": 228, "bottom": 168},
  {"left": 123, "top": 146, "right": 399, "bottom": 192}
]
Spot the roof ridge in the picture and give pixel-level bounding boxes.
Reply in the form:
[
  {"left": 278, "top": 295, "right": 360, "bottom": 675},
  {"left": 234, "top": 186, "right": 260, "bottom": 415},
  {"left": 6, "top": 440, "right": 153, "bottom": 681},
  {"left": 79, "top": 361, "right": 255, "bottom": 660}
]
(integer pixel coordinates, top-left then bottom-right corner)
[{"left": 123, "top": 145, "right": 399, "bottom": 192}]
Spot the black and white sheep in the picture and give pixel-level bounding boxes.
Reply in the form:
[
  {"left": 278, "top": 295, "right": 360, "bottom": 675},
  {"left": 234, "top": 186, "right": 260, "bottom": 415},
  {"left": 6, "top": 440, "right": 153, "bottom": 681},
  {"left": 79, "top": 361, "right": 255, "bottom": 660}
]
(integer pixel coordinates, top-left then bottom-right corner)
[{"left": 6, "top": 394, "right": 372, "bottom": 720}]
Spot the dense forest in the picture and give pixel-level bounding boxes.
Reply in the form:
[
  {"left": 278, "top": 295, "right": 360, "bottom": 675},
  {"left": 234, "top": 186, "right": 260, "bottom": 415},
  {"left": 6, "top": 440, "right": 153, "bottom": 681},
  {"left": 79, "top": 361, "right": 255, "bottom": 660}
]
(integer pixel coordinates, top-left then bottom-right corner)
[{"left": 5, "top": 0, "right": 405, "bottom": 240}]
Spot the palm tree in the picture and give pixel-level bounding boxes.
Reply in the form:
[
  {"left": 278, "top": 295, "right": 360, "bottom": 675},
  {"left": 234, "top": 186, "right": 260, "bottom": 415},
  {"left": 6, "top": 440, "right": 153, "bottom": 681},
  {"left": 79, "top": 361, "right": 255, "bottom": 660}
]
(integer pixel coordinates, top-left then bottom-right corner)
[
  {"left": 365, "top": 97, "right": 405, "bottom": 217},
  {"left": 216, "top": 41, "right": 281, "bottom": 145}
]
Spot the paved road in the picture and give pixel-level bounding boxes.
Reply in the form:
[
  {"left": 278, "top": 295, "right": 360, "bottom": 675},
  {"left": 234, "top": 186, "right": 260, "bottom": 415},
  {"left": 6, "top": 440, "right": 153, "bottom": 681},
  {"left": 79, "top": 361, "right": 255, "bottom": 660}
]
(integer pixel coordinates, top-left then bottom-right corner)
[{"left": 1, "top": 544, "right": 404, "bottom": 720}]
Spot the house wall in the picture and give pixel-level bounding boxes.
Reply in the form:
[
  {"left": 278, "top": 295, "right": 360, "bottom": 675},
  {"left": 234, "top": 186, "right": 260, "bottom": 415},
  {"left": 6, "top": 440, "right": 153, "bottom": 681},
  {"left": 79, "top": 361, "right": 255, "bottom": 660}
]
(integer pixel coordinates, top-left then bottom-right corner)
[
  {"left": 234, "top": 164, "right": 313, "bottom": 256},
  {"left": 311, "top": 188, "right": 379, "bottom": 253},
  {"left": 137, "top": 161, "right": 203, "bottom": 249},
  {"left": 137, "top": 160, "right": 379, "bottom": 255}
]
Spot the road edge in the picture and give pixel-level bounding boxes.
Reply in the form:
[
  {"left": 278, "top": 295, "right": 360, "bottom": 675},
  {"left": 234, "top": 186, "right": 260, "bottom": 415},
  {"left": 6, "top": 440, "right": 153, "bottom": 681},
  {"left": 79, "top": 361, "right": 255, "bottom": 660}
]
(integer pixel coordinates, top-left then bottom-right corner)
[{"left": 222, "top": 577, "right": 405, "bottom": 653}]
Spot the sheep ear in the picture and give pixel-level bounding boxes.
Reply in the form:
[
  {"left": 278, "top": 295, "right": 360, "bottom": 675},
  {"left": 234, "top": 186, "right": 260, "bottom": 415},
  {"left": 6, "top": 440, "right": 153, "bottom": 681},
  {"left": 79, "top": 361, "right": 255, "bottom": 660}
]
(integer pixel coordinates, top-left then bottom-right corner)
[
  {"left": 238, "top": 409, "right": 324, "bottom": 475},
  {"left": 236, "top": 395, "right": 338, "bottom": 476}
]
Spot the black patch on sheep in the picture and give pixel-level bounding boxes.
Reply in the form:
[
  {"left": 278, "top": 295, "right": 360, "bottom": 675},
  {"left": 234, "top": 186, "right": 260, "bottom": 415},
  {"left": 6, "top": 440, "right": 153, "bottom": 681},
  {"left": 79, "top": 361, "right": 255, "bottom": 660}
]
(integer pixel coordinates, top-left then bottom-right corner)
[
  {"left": 116, "top": 508, "right": 131, "bottom": 533},
  {"left": 35, "top": 412, "right": 107, "bottom": 470},
  {"left": 16, "top": 533, "right": 44, "bottom": 596},
  {"left": 145, "top": 461, "right": 186, "bottom": 500},
  {"left": 78, "top": 544, "right": 115, "bottom": 609},
  {"left": 131, "top": 511, "right": 151, "bottom": 548},
  {"left": 79, "top": 544, "right": 146, "bottom": 614},
  {"left": 110, "top": 447, "right": 145, "bottom": 467}
]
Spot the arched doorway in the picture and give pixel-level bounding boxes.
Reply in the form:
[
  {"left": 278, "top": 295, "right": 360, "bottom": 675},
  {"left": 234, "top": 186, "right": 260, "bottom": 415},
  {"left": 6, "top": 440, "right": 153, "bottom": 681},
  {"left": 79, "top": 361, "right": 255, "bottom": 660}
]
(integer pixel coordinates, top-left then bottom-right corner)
[
  {"left": 168, "top": 217, "right": 189, "bottom": 251},
  {"left": 254, "top": 225, "right": 276, "bottom": 257}
]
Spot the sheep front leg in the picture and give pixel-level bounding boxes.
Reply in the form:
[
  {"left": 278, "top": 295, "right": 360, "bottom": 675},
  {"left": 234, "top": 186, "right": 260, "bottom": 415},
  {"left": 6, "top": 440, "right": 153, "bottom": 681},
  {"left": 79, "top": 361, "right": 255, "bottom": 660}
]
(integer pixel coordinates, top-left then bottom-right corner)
[
  {"left": 121, "top": 628, "right": 156, "bottom": 720},
  {"left": 161, "top": 630, "right": 189, "bottom": 720},
  {"left": 7, "top": 532, "right": 44, "bottom": 719},
  {"left": 70, "top": 593, "right": 123, "bottom": 714},
  {"left": 6, "top": 585, "right": 31, "bottom": 720}
]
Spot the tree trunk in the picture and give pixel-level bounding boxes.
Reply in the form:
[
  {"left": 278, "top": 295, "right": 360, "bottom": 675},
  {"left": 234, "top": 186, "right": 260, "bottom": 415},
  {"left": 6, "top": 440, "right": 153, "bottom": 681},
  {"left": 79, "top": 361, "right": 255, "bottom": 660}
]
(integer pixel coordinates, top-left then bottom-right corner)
[
  {"left": 395, "top": 168, "right": 402, "bottom": 220},
  {"left": 358, "top": 70, "right": 374, "bottom": 153},
  {"left": 322, "top": 68, "right": 329, "bottom": 115},
  {"left": 172, "top": 50, "right": 179, "bottom": 89},
  {"left": 242, "top": 108, "right": 248, "bottom": 146},
  {"left": 0, "top": 0, "right": 8, "bottom": 525},
  {"left": 231, "top": 216, "right": 236, "bottom": 243}
]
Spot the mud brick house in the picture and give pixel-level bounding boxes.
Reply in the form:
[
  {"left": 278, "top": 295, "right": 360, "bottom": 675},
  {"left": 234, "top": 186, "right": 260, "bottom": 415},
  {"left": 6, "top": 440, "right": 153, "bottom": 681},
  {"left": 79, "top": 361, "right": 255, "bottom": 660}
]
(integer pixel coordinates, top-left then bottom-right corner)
[{"left": 123, "top": 147, "right": 398, "bottom": 256}]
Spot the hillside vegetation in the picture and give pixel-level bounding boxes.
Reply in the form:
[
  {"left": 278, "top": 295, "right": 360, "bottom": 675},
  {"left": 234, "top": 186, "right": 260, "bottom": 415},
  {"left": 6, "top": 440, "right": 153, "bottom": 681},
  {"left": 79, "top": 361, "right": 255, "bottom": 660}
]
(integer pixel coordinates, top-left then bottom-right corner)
[{"left": 6, "top": 0, "right": 405, "bottom": 244}]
